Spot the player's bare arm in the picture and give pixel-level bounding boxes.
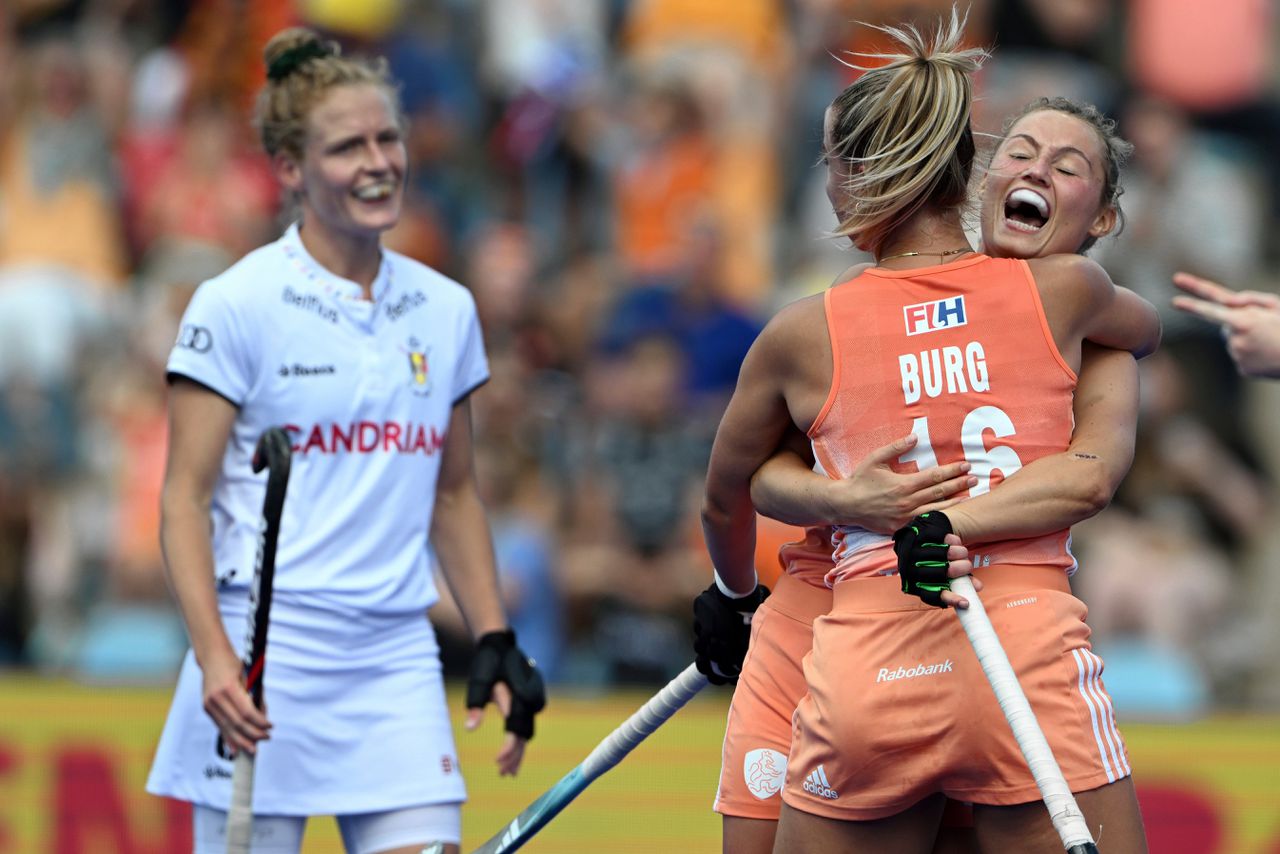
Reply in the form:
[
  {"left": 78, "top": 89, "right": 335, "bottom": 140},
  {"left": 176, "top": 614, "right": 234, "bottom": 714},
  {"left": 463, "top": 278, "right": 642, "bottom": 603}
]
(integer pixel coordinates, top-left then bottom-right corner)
[
  {"left": 750, "top": 427, "right": 975, "bottom": 532},
  {"left": 434, "top": 400, "right": 546, "bottom": 770},
  {"left": 702, "top": 296, "right": 826, "bottom": 594},
  {"left": 160, "top": 379, "right": 271, "bottom": 755},
  {"left": 1031, "top": 253, "right": 1161, "bottom": 363},
  {"left": 431, "top": 398, "right": 507, "bottom": 640},
  {"left": 430, "top": 397, "right": 536, "bottom": 777},
  {"left": 945, "top": 343, "right": 1138, "bottom": 543}
]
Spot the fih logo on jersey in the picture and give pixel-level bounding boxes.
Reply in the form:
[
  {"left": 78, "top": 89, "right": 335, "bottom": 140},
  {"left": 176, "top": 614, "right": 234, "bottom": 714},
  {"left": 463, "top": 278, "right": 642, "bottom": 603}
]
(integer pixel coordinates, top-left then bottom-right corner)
[
  {"left": 903, "top": 295, "right": 967, "bottom": 336},
  {"left": 404, "top": 336, "right": 432, "bottom": 396},
  {"left": 743, "top": 748, "right": 787, "bottom": 800}
]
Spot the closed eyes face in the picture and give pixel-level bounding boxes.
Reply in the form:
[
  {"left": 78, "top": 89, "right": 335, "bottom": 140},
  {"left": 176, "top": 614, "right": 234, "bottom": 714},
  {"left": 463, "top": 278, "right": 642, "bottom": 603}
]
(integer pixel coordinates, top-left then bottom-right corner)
[{"left": 980, "top": 109, "right": 1116, "bottom": 259}]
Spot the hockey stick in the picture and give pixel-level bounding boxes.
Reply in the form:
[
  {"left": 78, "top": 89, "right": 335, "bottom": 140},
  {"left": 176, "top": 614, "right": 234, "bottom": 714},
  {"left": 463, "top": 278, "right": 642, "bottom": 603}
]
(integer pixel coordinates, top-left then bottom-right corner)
[
  {"left": 224, "top": 427, "right": 293, "bottom": 854},
  {"left": 950, "top": 576, "right": 1099, "bottom": 854},
  {"left": 425, "top": 664, "right": 709, "bottom": 854}
]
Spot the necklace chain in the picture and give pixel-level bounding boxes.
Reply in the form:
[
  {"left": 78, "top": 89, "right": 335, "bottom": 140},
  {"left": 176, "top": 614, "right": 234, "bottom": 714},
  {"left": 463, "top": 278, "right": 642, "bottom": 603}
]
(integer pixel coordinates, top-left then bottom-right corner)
[{"left": 878, "top": 246, "right": 972, "bottom": 263}]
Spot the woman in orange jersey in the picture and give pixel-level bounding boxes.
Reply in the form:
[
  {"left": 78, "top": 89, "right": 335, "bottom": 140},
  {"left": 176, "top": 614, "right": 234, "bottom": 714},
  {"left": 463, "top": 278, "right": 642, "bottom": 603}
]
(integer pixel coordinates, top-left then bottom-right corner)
[
  {"left": 711, "top": 96, "right": 1144, "bottom": 854},
  {"left": 700, "top": 11, "right": 1155, "bottom": 853}
]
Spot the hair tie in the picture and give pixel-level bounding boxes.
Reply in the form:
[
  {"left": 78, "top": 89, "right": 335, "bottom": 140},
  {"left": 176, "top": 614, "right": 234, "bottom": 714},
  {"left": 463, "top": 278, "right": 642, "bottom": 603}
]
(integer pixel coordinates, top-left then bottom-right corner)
[{"left": 267, "top": 41, "right": 331, "bottom": 82}]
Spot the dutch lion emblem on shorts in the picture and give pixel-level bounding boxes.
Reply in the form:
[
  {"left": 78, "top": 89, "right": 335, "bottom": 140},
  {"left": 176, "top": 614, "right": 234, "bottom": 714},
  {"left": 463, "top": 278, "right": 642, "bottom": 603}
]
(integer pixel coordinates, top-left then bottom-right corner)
[{"left": 743, "top": 748, "right": 787, "bottom": 800}]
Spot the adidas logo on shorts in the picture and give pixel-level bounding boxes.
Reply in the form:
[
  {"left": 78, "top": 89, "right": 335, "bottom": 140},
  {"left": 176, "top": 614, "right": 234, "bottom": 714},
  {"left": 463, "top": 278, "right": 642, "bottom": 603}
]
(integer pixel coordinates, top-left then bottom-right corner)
[{"left": 802, "top": 765, "right": 839, "bottom": 800}]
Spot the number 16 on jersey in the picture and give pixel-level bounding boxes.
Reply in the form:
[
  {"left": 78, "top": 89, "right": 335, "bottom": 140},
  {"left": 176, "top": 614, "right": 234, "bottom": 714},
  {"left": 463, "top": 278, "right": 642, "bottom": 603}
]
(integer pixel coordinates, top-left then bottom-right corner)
[{"left": 899, "top": 407, "right": 1023, "bottom": 497}]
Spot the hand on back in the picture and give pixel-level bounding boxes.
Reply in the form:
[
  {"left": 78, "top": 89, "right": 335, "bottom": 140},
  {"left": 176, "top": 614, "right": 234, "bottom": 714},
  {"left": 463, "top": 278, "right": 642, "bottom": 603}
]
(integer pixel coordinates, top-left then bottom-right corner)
[{"left": 830, "top": 433, "right": 977, "bottom": 533}]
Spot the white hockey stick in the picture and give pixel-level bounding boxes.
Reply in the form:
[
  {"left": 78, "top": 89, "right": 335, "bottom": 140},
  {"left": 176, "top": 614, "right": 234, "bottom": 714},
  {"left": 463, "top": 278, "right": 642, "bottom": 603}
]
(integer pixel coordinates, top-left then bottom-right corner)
[
  {"left": 950, "top": 576, "right": 1100, "bottom": 854},
  {"left": 425, "top": 664, "right": 709, "bottom": 854}
]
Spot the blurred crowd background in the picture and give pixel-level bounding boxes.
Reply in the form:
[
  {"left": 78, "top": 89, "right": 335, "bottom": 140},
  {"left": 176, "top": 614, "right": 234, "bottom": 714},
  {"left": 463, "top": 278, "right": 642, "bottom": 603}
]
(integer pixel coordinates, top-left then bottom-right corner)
[{"left": 0, "top": 0, "right": 1278, "bottom": 719}]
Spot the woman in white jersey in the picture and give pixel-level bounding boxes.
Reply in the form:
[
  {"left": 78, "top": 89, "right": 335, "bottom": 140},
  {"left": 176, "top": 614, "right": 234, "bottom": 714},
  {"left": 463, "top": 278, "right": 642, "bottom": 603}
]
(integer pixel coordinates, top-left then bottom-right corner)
[
  {"left": 706, "top": 97, "right": 1145, "bottom": 854},
  {"left": 146, "top": 29, "right": 545, "bottom": 854},
  {"left": 700, "top": 12, "right": 1155, "bottom": 853}
]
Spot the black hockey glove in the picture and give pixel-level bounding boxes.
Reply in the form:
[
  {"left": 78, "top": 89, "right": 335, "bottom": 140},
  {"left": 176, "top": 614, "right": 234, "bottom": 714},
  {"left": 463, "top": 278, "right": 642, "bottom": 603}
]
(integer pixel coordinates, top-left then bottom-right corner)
[
  {"left": 467, "top": 629, "right": 546, "bottom": 740},
  {"left": 892, "top": 511, "right": 955, "bottom": 607},
  {"left": 693, "top": 581, "right": 770, "bottom": 685}
]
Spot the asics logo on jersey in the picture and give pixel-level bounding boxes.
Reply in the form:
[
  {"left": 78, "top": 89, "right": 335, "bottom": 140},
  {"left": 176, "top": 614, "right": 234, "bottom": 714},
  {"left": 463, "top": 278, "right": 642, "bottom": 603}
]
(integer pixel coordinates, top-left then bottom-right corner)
[
  {"left": 176, "top": 324, "right": 213, "bottom": 353},
  {"left": 802, "top": 765, "right": 839, "bottom": 799},
  {"left": 278, "top": 363, "right": 337, "bottom": 377},
  {"left": 876, "top": 659, "right": 954, "bottom": 683},
  {"left": 385, "top": 290, "right": 427, "bottom": 322},
  {"left": 744, "top": 748, "right": 787, "bottom": 800},
  {"left": 282, "top": 286, "right": 339, "bottom": 324},
  {"left": 904, "top": 295, "right": 967, "bottom": 336},
  {"left": 284, "top": 421, "right": 446, "bottom": 456}
]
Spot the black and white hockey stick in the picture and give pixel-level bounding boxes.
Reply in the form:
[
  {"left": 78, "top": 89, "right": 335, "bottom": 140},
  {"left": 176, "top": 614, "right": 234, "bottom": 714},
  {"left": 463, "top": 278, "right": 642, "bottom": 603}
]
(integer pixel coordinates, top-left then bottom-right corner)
[
  {"left": 425, "top": 664, "right": 709, "bottom": 854},
  {"left": 950, "top": 576, "right": 1100, "bottom": 854},
  {"left": 224, "top": 426, "right": 293, "bottom": 854}
]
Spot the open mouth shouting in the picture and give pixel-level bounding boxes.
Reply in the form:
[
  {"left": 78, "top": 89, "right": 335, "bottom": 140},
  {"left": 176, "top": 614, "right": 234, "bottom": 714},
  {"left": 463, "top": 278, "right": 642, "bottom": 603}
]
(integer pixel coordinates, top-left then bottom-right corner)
[{"left": 1003, "top": 188, "right": 1050, "bottom": 233}]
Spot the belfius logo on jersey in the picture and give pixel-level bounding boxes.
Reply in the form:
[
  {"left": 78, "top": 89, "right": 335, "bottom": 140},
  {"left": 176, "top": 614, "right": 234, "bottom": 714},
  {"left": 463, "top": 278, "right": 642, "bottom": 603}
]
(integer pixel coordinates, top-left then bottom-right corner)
[
  {"left": 903, "top": 295, "right": 967, "bottom": 335},
  {"left": 404, "top": 336, "right": 432, "bottom": 396}
]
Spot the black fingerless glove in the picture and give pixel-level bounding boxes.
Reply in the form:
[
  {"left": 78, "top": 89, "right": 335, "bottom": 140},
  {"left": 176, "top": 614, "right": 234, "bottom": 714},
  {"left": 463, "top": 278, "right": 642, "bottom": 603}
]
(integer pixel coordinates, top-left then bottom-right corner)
[
  {"left": 693, "top": 581, "right": 770, "bottom": 685},
  {"left": 892, "top": 511, "right": 954, "bottom": 608},
  {"left": 466, "top": 629, "right": 547, "bottom": 739}
]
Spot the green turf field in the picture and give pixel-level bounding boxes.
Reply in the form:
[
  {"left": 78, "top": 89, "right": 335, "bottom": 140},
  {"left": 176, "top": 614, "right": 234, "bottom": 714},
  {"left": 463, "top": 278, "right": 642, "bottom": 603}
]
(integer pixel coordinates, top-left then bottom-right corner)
[{"left": 0, "top": 675, "right": 1276, "bottom": 852}]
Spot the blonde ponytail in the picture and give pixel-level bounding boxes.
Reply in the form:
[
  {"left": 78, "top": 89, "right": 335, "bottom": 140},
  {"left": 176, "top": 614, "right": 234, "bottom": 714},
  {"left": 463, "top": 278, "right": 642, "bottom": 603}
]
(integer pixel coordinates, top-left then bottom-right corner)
[{"left": 827, "top": 7, "right": 988, "bottom": 254}]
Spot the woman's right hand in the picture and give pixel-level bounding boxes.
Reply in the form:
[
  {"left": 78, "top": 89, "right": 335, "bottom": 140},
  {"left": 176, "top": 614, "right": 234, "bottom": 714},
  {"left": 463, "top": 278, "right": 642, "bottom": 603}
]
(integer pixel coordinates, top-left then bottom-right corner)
[
  {"left": 201, "top": 644, "right": 272, "bottom": 756},
  {"left": 829, "top": 433, "right": 977, "bottom": 533}
]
